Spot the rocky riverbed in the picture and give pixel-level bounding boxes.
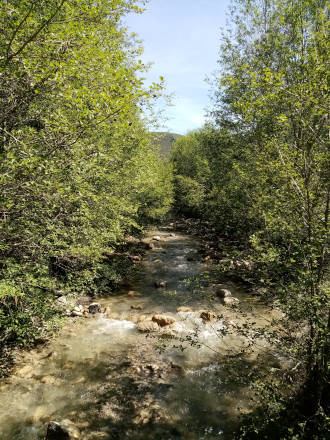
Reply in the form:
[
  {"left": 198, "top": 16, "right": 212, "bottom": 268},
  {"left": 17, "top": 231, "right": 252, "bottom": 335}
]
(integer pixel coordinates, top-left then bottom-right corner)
[{"left": 0, "top": 223, "right": 282, "bottom": 440}]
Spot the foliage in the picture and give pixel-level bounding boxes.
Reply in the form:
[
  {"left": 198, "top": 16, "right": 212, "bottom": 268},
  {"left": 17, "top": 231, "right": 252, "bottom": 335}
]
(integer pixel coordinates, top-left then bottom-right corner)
[
  {"left": 171, "top": 131, "right": 210, "bottom": 217},
  {"left": 171, "top": 0, "right": 329, "bottom": 436},
  {"left": 0, "top": 0, "right": 172, "bottom": 344}
]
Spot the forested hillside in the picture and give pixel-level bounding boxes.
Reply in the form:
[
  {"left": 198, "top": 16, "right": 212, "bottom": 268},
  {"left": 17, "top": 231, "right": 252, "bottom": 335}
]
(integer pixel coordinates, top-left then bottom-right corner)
[
  {"left": 0, "top": 0, "right": 172, "bottom": 345},
  {"left": 151, "top": 132, "right": 182, "bottom": 157}
]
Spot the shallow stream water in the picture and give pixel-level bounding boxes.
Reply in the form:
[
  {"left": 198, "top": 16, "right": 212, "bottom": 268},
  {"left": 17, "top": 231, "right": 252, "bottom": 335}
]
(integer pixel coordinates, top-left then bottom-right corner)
[{"left": 0, "top": 225, "right": 274, "bottom": 440}]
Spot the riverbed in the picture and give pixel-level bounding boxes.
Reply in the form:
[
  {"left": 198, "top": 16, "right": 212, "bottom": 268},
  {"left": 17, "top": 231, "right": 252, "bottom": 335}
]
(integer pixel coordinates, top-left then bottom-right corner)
[{"left": 0, "top": 225, "right": 274, "bottom": 440}]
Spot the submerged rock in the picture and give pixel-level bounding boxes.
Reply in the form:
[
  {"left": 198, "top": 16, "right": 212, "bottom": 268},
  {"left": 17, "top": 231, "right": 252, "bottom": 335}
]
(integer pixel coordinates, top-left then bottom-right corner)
[
  {"left": 131, "top": 304, "right": 143, "bottom": 310},
  {"left": 27, "top": 405, "right": 48, "bottom": 424},
  {"left": 40, "top": 375, "right": 59, "bottom": 385},
  {"left": 154, "top": 280, "right": 167, "bottom": 288},
  {"left": 152, "top": 314, "right": 175, "bottom": 327},
  {"left": 131, "top": 255, "right": 142, "bottom": 262},
  {"left": 222, "top": 297, "right": 240, "bottom": 306},
  {"left": 127, "top": 290, "right": 141, "bottom": 297},
  {"left": 46, "top": 420, "right": 80, "bottom": 440},
  {"left": 176, "top": 306, "right": 193, "bottom": 313},
  {"left": 88, "top": 303, "right": 101, "bottom": 314}
]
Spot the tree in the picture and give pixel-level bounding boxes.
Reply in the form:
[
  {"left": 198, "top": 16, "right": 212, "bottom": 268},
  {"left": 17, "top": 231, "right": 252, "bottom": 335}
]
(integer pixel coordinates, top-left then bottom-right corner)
[
  {"left": 0, "top": 0, "right": 172, "bottom": 344},
  {"left": 171, "top": 0, "right": 329, "bottom": 435}
]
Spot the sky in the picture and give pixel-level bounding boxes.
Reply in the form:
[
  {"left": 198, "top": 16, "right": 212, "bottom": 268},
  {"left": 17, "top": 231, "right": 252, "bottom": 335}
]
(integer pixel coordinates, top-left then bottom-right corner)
[{"left": 125, "top": 0, "right": 232, "bottom": 135}]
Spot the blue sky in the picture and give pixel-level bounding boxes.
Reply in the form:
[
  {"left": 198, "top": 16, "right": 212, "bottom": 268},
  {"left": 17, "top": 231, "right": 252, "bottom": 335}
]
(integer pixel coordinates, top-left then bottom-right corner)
[{"left": 125, "top": 0, "right": 231, "bottom": 135}]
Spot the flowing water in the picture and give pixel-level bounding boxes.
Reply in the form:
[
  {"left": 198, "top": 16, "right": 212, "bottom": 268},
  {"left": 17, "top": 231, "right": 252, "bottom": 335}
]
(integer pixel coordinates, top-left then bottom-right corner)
[{"left": 0, "top": 226, "right": 275, "bottom": 440}]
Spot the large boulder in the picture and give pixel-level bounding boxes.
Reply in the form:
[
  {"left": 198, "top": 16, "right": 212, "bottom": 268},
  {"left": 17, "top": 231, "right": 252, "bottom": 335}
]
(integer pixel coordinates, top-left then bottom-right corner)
[
  {"left": 137, "top": 321, "right": 159, "bottom": 332},
  {"left": 46, "top": 420, "right": 80, "bottom": 440},
  {"left": 200, "top": 311, "right": 216, "bottom": 322},
  {"left": 152, "top": 314, "right": 175, "bottom": 327},
  {"left": 88, "top": 302, "right": 101, "bottom": 314}
]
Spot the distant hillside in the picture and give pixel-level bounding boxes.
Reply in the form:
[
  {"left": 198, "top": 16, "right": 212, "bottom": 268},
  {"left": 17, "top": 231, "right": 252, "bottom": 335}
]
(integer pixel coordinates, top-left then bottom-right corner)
[{"left": 151, "top": 132, "right": 182, "bottom": 157}]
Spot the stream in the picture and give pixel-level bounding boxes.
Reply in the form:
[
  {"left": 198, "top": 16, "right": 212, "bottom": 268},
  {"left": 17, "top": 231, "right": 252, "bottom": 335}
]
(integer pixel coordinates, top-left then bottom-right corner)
[{"left": 0, "top": 224, "right": 274, "bottom": 440}]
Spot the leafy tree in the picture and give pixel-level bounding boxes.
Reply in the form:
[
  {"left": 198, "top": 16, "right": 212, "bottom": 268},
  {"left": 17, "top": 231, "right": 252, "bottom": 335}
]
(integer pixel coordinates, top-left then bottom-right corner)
[
  {"left": 171, "top": 0, "right": 329, "bottom": 436},
  {"left": 0, "top": 0, "right": 172, "bottom": 344}
]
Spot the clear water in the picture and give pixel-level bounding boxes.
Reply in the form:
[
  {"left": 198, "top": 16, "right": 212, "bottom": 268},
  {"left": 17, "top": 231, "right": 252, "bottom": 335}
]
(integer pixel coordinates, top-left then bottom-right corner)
[{"left": 0, "top": 227, "right": 273, "bottom": 439}]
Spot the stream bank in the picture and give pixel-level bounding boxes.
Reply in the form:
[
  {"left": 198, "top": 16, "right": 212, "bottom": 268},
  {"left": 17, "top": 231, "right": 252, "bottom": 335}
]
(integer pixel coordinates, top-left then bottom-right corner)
[{"left": 0, "top": 222, "right": 280, "bottom": 440}]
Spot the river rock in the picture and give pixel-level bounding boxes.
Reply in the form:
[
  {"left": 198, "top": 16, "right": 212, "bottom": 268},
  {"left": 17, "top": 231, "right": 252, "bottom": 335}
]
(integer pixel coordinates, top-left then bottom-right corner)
[
  {"left": 71, "top": 310, "right": 83, "bottom": 317},
  {"left": 127, "top": 290, "right": 141, "bottom": 297},
  {"left": 55, "top": 296, "right": 67, "bottom": 306},
  {"left": 146, "top": 363, "right": 159, "bottom": 373},
  {"left": 137, "top": 321, "right": 159, "bottom": 332},
  {"left": 176, "top": 306, "right": 193, "bottom": 313},
  {"left": 154, "top": 280, "right": 167, "bottom": 288},
  {"left": 170, "top": 361, "right": 185, "bottom": 371},
  {"left": 46, "top": 420, "right": 80, "bottom": 440},
  {"left": 131, "top": 304, "right": 143, "bottom": 310},
  {"left": 152, "top": 235, "right": 161, "bottom": 241},
  {"left": 40, "top": 375, "right": 58, "bottom": 385},
  {"left": 71, "top": 305, "right": 84, "bottom": 317},
  {"left": 88, "top": 302, "right": 101, "bottom": 314},
  {"left": 152, "top": 314, "right": 175, "bottom": 327},
  {"left": 148, "top": 242, "right": 155, "bottom": 250},
  {"left": 216, "top": 288, "right": 232, "bottom": 298},
  {"left": 200, "top": 311, "right": 216, "bottom": 322},
  {"left": 131, "top": 255, "right": 142, "bottom": 262},
  {"left": 153, "top": 259, "right": 162, "bottom": 263},
  {"left": 125, "top": 235, "right": 139, "bottom": 244},
  {"left": 222, "top": 297, "right": 240, "bottom": 305}
]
